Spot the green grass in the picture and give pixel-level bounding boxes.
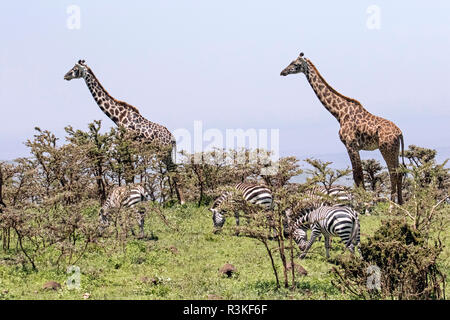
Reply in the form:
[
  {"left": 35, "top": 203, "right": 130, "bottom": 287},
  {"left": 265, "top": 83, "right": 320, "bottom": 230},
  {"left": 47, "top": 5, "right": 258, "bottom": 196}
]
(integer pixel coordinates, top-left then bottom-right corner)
[{"left": 0, "top": 203, "right": 448, "bottom": 300}]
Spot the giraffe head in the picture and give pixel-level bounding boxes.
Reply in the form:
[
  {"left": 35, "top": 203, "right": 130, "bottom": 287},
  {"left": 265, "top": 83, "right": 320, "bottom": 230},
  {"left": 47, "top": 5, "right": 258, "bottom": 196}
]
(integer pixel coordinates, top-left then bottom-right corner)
[
  {"left": 64, "top": 60, "right": 88, "bottom": 81},
  {"left": 280, "top": 52, "right": 308, "bottom": 76}
]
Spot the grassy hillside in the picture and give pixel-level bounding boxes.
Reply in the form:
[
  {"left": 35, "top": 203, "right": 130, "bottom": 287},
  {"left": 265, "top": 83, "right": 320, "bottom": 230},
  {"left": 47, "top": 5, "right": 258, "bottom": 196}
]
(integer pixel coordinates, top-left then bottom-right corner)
[{"left": 0, "top": 203, "right": 447, "bottom": 300}]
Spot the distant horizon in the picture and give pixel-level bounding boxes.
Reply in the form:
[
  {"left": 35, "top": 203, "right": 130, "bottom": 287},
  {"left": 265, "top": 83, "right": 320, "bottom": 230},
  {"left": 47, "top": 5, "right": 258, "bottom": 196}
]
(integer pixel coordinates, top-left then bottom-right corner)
[{"left": 2, "top": 127, "right": 448, "bottom": 170}]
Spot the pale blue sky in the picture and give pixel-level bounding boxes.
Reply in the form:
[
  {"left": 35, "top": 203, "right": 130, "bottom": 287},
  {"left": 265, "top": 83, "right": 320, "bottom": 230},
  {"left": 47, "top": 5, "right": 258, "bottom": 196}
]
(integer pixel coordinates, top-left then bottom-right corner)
[{"left": 1, "top": 1, "right": 449, "bottom": 167}]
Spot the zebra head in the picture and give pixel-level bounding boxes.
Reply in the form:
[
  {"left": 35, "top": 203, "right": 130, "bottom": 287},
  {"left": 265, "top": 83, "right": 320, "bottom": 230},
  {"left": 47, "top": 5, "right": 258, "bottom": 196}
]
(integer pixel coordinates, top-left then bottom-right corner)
[
  {"left": 139, "top": 185, "right": 152, "bottom": 202},
  {"left": 209, "top": 207, "right": 226, "bottom": 229},
  {"left": 293, "top": 226, "right": 308, "bottom": 251}
]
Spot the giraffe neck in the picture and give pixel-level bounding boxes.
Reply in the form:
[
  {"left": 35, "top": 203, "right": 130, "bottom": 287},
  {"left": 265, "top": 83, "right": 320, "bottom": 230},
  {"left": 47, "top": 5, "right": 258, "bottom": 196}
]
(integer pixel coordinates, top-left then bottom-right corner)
[
  {"left": 78, "top": 67, "right": 177, "bottom": 153},
  {"left": 83, "top": 68, "right": 140, "bottom": 127},
  {"left": 305, "top": 59, "right": 366, "bottom": 122}
]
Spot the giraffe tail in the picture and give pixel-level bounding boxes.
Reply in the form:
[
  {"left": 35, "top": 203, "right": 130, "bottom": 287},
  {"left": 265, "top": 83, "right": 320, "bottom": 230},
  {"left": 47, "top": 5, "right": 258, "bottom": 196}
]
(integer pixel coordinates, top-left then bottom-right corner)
[
  {"left": 399, "top": 134, "right": 405, "bottom": 167},
  {"left": 347, "top": 216, "right": 360, "bottom": 249}
]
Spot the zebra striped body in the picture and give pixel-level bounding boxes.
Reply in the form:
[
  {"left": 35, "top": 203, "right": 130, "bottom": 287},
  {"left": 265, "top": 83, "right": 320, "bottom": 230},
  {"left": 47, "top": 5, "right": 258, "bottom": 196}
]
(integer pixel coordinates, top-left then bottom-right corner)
[
  {"left": 283, "top": 184, "right": 353, "bottom": 237},
  {"left": 210, "top": 183, "right": 273, "bottom": 229},
  {"left": 301, "top": 185, "right": 353, "bottom": 211},
  {"left": 99, "top": 184, "right": 150, "bottom": 237},
  {"left": 290, "top": 205, "right": 360, "bottom": 259}
]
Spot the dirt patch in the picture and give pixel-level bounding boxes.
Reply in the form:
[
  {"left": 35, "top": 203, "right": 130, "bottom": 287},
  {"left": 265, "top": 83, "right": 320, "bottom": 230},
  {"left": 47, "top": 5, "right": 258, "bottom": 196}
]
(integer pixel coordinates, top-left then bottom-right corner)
[
  {"left": 169, "top": 245, "right": 179, "bottom": 254},
  {"left": 219, "top": 263, "right": 237, "bottom": 278},
  {"left": 286, "top": 262, "right": 308, "bottom": 276},
  {"left": 42, "top": 281, "right": 61, "bottom": 291},
  {"left": 140, "top": 276, "right": 159, "bottom": 285}
]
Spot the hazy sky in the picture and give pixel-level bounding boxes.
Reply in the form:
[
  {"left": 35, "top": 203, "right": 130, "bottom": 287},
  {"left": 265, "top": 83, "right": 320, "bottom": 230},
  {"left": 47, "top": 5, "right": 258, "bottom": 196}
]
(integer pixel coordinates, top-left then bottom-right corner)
[{"left": 1, "top": 1, "right": 449, "bottom": 166}]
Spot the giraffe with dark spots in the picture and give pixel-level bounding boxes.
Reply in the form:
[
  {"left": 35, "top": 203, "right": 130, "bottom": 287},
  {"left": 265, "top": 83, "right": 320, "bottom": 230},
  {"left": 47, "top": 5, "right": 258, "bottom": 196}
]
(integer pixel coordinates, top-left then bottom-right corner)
[
  {"left": 64, "top": 59, "right": 185, "bottom": 204},
  {"left": 281, "top": 53, "right": 405, "bottom": 204}
]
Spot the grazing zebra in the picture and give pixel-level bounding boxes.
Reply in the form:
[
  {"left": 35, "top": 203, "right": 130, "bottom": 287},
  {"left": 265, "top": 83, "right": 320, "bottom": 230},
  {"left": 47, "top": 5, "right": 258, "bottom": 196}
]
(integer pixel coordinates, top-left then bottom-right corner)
[
  {"left": 209, "top": 183, "right": 273, "bottom": 230},
  {"left": 301, "top": 185, "right": 353, "bottom": 209},
  {"left": 289, "top": 205, "right": 361, "bottom": 259},
  {"left": 283, "top": 184, "right": 353, "bottom": 237},
  {"left": 99, "top": 184, "right": 151, "bottom": 238}
]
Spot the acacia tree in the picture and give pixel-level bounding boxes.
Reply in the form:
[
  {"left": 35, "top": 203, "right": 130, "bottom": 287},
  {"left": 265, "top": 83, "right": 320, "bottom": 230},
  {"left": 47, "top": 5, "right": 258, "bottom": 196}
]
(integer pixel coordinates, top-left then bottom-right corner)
[
  {"left": 361, "top": 159, "right": 385, "bottom": 193},
  {"left": 261, "top": 156, "right": 302, "bottom": 188},
  {"left": 66, "top": 121, "right": 111, "bottom": 204},
  {"left": 25, "top": 128, "right": 63, "bottom": 198},
  {"left": 180, "top": 149, "right": 239, "bottom": 206},
  {"left": 304, "top": 158, "right": 351, "bottom": 190},
  {"left": 404, "top": 145, "right": 448, "bottom": 190}
]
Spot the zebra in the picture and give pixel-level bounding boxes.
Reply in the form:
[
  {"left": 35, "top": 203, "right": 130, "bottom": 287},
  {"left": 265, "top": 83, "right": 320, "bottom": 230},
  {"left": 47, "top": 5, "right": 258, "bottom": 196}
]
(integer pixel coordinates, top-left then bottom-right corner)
[
  {"left": 209, "top": 183, "right": 273, "bottom": 231},
  {"left": 300, "top": 184, "right": 353, "bottom": 209},
  {"left": 288, "top": 205, "right": 361, "bottom": 259},
  {"left": 283, "top": 184, "right": 353, "bottom": 238},
  {"left": 99, "top": 184, "right": 151, "bottom": 238}
]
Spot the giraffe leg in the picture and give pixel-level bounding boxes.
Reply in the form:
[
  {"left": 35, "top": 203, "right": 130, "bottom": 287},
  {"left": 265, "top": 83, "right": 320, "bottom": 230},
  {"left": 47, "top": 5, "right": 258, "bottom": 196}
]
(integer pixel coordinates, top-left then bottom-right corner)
[
  {"left": 380, "top": 144, "right": 403, "bottom": 204},
  {"left": 165, "top": 153, "right": 185, "bottom": 205},
  {"left": 346, "top": 148, "right": 365, "bottom": 189},
  {"left": 171, "top": 174, "right": 185, "bottom": 205}
]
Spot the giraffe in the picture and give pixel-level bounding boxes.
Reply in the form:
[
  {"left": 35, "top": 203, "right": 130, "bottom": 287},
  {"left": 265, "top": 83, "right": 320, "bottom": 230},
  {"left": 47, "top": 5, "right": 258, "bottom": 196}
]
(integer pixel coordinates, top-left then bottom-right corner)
[
  {"left": 280, "top": 53, "right": 405, "bottom": 204},
  {"left": 64, "top": 59, "right": 185, "bottom": 204}
]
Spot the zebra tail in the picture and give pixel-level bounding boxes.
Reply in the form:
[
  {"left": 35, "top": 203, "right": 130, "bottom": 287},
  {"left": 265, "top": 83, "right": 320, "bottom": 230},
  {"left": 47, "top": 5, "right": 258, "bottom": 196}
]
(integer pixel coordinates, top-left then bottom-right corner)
[{"left": 349, "top": 217, "right": 360, "bottom": 247}]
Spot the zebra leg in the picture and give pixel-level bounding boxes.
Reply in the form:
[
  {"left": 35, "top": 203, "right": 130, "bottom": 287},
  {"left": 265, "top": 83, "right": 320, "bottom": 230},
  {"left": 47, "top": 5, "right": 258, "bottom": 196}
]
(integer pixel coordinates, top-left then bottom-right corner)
[
  {"left": 128, "top": 208, "right": 140, "bottom": 238},
  {"left": 324, "top": 235, "right": 331, "bottom": 259},
  {"left": 299, "top": 229, "right": 320, "bottom": 259},
  {"left": 234, "top": 211, "right": 240, "bottom": 236},
  {"left": 234, "top": 211, "right": 240, "bottom": 226},
  {"left": 345, "top": 240, "right": 355, "bottom": 254},
  {"left": 137, "top": 208, "right": 146, "bottom": 239},
  {"left": 98, "top": 209, "right": 110, "bottom": 236}
]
